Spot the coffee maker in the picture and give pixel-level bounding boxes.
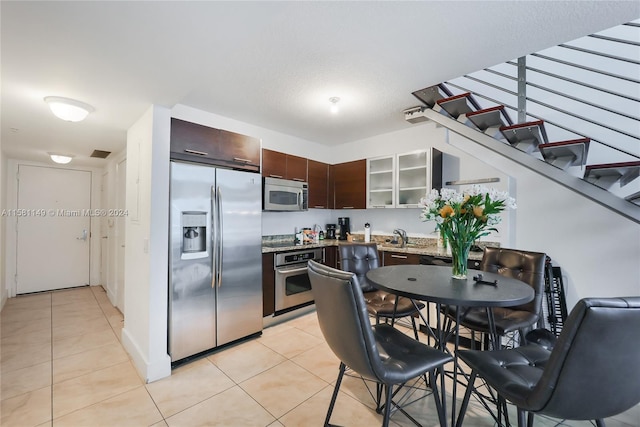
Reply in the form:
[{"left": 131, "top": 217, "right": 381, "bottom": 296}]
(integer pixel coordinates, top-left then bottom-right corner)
[
  {"left": 338, "top": 217, "right": 350, "bottom": 240},
  {"left": 325, "top": 224, "right": 337, "bottom": 240}
]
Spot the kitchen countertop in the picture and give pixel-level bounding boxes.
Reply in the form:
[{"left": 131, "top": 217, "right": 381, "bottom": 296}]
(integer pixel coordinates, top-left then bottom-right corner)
[{"left": 261, "top": 239, "right": 491, "bottom": 260}]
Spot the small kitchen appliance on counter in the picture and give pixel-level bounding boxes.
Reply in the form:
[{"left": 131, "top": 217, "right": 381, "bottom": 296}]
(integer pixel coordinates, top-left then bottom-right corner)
[
  {"left": 325, "top": 224, "right": 337, "bottom": 240},
  {"left": 338, "top": 217, "right": 350, "bottom": 240}
]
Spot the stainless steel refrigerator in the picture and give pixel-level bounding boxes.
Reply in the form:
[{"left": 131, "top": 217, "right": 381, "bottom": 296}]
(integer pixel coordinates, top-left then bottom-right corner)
[{"left": 169, "top": 161, "right": 262, "bottom": 362}]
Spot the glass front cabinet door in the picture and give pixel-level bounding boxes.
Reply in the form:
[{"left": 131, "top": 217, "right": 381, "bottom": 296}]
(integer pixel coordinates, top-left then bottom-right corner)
[
  {"left": 396, "top": 150, "right": 429, "bottom": 208},
  {"left": 367, "top": 150, "right": 433, "bottom": 209},
  {"left": 367, "top": 156, "right": 395, "bottom": 208}
]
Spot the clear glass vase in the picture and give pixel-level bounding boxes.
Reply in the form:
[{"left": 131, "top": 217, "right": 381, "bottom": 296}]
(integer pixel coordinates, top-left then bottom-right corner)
[{"left": 448, "top": 238, "right": 473, "bottom": 279}]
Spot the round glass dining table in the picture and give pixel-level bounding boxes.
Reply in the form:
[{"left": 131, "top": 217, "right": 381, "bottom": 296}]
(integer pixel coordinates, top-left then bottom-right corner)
[{"left": 366, "top": 264, "right": 534, "bottom": 427}]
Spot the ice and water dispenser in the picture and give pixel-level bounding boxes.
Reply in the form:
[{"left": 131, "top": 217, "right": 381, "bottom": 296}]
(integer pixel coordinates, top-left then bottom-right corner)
[{"left": 182, "top": 211, "right": 207, "bottom": 255}]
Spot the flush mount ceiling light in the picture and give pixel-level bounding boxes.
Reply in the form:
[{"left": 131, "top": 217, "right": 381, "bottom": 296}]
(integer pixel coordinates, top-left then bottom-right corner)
[
  {"left": 329, "top": 97, "right": 340, "bottom": 114},
  {"left": 44, "top": 96, "right": 94, "bottom": 122},
  {"left": 48, "top": 153, "right": 75, "bottom": 164}
]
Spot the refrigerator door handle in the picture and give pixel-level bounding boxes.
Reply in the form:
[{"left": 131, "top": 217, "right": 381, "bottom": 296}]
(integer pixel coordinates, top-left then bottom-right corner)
[
  {"left": 216, "top": 185, "right": 224, "bottom": 288},
  {"left": 211, "top": 185, "right": 218, "bottom": 289}
]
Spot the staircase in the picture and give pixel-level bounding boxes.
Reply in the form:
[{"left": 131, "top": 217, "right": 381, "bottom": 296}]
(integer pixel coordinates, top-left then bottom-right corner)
[{"left": 404, "top": 20, "right": 640, "bottom": 224}]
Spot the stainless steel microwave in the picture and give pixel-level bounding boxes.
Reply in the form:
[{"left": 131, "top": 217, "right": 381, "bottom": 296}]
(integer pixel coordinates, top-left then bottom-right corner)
[{"left": 263, "top": 177, "right": 308, "bottom": 211}]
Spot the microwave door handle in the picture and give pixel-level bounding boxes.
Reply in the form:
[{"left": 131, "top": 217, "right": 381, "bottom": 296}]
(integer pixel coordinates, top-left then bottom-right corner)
[{"left": 298, "top": 190, "right": 303, "bottom": 210}]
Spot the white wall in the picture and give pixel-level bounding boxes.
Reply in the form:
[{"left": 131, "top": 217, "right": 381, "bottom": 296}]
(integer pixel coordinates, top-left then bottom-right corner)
[
  {"left": 447, "top": 131, "right": 640, "bottom": 309},
  {"left": 312, "top": 120, "right": 640, "bottom": 310},
  {"left": 121, "top": 105, "right": 172, "bottom": 383},
  {"left": 335, "top": 122, "right": 513, "bottom": 245}
]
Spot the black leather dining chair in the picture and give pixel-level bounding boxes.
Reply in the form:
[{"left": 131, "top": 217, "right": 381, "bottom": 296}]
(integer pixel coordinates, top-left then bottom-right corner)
[
  {"left": 456, "top": 297, "right": 640, "bottom": 427},
  {"left": 444, "top": 247, "right": 546, "bottom": 348},
  {"left": 307, "top": 260, "right": 452, "bottom": 427},
  {"left": 339, "top": 243, "right": 425, "bottom": 339}
]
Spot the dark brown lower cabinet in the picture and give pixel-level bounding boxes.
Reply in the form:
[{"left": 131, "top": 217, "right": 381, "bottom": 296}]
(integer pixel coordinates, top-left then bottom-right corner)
[
  {"left": 262, "top": 253, "right": 275, "bottom": 317},
  {"left": 323, "top": 246, "right": 338, "bottom": 269}
]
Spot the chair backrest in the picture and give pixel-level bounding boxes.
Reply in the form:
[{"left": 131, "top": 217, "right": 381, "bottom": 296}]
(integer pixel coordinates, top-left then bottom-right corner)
[
  {"left": 480, "top": 247, "right": 546, "bottom": 314},
  {"left": 307, "top": 259, "right": 383, "bottom": 381},
  {"left": 338, "top": 243, "right": 380, "bottom": 292},
  {"left": 528, "top": 297, "right": 640, "bottom": 420}
]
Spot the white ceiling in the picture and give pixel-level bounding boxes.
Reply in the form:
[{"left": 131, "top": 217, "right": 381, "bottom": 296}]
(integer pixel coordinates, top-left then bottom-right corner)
[{"left": 2, "top": 1, "right": 638, "bottom": 167}]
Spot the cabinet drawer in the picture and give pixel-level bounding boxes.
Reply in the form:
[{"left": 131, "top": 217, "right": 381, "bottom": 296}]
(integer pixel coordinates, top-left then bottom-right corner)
[{"left": 383, "top": 251, "right": 420, "bottom": 265}]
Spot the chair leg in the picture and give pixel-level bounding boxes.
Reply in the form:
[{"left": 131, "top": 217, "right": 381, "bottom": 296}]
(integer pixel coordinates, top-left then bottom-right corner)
[
  {"left": 516, "top": 407, "right": 526, "bottom": 427},
  {"left": 382, "top": 384, "right": 393, "bottom": 427},
  {"left": 455, "top": 371, "right": 476, "bottom": 427},
  {"left": 527, "top": 411, "right": 535, "bottom": 427},
  {"left": 595, "top": 419, "right": 606, "bottom": 427},
  {"left": 325, "top": 362, "right": 346, "bottom": 427},
  {"left": 497, "top": 395, "right": 505, "bottom": 426},
  {"left": 411, "top": 315, "right": 419, "bottom": 341},
  {"left": 430, "top": 370, "right": 447, "bottom": 427}
]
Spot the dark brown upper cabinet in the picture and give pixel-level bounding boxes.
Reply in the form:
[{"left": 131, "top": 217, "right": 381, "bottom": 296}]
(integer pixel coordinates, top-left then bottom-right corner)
[
  {"left": 218, "top": 129, "right": 260, "bottom": 170},
  {"left": 285, "top": 154, "right": 308, "bottom": 182},
  {"left": 170, "top": 118, "right": 260, "bottom": 172},
  {"left": 262, "top": 149, "right": 287, "bottom": 178},
  {"left": 307, "top": 160, "right": 329, "bottom": 209},
  {"left": 261, "top": 149, "right": 307, "bottom": 182},
  {"left": 333, "top": 159, "right": 366, "bottom": 209}
]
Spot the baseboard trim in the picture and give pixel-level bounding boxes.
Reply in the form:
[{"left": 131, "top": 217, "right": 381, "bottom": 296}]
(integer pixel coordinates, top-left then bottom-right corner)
[{"left": 121, "top": 327, "right": 171, "bottom": 383}]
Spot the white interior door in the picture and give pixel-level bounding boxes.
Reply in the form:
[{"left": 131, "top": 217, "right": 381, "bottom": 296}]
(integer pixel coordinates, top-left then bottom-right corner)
[
  {"left": 116, "top": 158, "right": 126, "bottom": 311},
  {"left": 100, "top": 170, "right": 111, "bottom": 293},
  {"left": 16, "top": 165, "right": 92, "bottom": 294}
]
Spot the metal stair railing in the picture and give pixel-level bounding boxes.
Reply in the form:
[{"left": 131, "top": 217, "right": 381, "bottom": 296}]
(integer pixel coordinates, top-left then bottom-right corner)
[{"left": 407, "top": 19, "right": 640, "bottom": 216}]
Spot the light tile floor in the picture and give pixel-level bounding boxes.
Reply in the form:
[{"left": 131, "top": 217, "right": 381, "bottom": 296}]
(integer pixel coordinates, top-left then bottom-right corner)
[{"left": 1, "top": 286, "right": 638, "bottom": 427}]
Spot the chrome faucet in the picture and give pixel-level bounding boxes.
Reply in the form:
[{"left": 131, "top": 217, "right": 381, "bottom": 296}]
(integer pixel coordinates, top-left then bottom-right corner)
[{"left": 393, "top": 229, "right": 408, "bottom": 248}]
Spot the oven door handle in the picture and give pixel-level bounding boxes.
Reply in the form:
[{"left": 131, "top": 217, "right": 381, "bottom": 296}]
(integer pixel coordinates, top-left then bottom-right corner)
[{"left": 276, "top": 265, "right": 310, "bottom": 275}]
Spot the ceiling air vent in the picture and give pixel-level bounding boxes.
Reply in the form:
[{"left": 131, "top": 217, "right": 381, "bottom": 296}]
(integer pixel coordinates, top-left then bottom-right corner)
[{"left": 90, "top": 150, "right": 111, "bottom": 159}]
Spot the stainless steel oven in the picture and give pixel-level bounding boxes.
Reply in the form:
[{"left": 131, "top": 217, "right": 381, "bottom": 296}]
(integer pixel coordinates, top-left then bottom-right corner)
[{"left": 274, "top": 248, "right": 324, "bottom": 313}]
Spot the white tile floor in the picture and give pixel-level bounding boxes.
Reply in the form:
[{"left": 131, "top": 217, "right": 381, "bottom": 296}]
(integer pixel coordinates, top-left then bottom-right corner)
[{"left": 1, "top": 285, "right": 638, "bottom": 427}]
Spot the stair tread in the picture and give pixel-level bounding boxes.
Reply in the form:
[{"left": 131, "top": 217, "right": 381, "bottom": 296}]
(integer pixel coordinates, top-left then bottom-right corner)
[
  {"left": 412, "top": 84, "right": 453, "bottom": 108},
  {"left": 539, "top": 137, "right": 591, "bottom": 149},
  {"left": 436, "top": 92, "right": 481, "bottom": 118},
  {"left": 585, "top": 161, "right": 640, "bottom": 188},
  {"left": 466, "top": 105, "right": 513, "bottom": 130},
  {"left": 539, "top": 138, "right": 591, "bottom": 167},
  {"left": 625, "top": 190, "right": 640, "bottom": 203},
  {"left": 500, "top": 120, "right": 549, "bottom": 148},
  {"left": 585, "top": 160, "right": 640, "bottom": 171}
]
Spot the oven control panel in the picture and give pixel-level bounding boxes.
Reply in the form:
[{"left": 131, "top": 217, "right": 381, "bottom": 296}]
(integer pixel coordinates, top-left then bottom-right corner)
[{"left": 275, "top": 248, "right": 323, "bottom": 266}]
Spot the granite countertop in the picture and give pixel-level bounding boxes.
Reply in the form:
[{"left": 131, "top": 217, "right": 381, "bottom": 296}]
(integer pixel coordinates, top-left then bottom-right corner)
[{"left": 262, "top": 237, "right": 492, "bottom": 260}]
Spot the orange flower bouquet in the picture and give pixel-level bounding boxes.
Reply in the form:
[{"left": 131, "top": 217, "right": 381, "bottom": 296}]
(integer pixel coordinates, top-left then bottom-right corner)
[{"left": 419, "top": 186, "right": 516, "bottom": 278}]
